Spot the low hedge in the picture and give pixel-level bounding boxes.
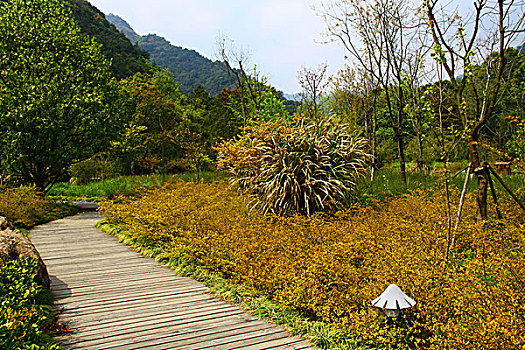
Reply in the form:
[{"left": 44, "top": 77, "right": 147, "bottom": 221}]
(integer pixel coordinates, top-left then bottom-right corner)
[{"left": 0, "top": 186, "right": 79, "bottom": 228}]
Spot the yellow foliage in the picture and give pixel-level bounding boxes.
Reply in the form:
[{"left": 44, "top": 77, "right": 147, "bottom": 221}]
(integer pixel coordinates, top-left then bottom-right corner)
[
  {"left": 100, "top": 181, "right": 525, "bottom": 349},
  {"left": 0, "top": 186, "right": 78, "bottom": 228}
]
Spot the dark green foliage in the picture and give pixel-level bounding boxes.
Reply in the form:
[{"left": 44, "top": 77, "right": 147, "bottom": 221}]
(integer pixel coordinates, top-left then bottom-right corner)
[
  {"left": 0, "top": 258, "right": 59, "bottom": 350},
  {"left": 206, "top": 89, "right": 243, "bottom": 141},
  {"left": 63, "top": 0, "right": 151, "bottom": 80},
  {"left": 0, "top": 0, "right": 121, "bottom": 191},
  {"left": 112, "top": 70, "right": 186, "bottom": 175},
  {"left": 137, "top": 34, "right": 233, "bottom": 95},
  {"left": 108, "top": 69, "right": 242, "bottom": 177},
  {"left": 106, "top": 14, "right": 233, "bottom": 95}
]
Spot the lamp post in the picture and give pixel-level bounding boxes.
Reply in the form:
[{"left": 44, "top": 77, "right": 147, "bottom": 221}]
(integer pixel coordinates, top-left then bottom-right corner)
[{"left": 371, "top": 284, "right": 416, "bottom": 318}]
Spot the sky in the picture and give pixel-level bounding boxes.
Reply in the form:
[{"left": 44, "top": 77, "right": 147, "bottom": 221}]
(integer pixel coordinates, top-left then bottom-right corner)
[
  {"left": 85, "top": 1, "right": 511, "bottom": 94},
  {"left": 87, "top": 0, "right": 347, "bottom": 94}
]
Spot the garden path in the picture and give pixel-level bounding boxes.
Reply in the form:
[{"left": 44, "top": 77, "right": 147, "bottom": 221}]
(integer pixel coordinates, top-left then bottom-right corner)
[{"left": 30, "top": 211, "right": 314, "bottom": 350}]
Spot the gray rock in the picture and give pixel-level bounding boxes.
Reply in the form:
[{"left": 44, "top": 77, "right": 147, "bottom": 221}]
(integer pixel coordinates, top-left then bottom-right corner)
[{"left": 0, "top": 216, "right": 50, "bottom": 288}]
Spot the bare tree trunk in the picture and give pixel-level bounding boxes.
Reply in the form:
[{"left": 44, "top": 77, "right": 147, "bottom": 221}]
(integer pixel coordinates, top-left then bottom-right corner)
[
  {"left": 370, "top": 97, "right": 378, "bottom": 181},
  {"left": 424, "top": 0, "right": 522, "bottom": 222},
  {"left": 473, "top": 162, "right": 490, "bottom": 222},
  {"left": 417, "top": 132, "right": 425, "bottom": 170},
  {"left": 397, "top": 127, "right": 407, "bottom": 184}
]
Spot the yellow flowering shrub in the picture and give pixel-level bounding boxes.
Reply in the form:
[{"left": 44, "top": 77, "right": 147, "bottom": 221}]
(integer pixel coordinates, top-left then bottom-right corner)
[
  {"left": 0, "top": 186, "right": 79, "bottom": 228},
  {"left": 100, "top": 181, "right": 525, "bottom": 349}
]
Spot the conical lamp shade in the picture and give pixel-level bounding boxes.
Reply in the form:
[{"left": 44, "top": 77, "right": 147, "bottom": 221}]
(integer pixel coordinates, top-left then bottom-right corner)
[{"left": 371, "top": 284, "right": 416, "bottom": 310}]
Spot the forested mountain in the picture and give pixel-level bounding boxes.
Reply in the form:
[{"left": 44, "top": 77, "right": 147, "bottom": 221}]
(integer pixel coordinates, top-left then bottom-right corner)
[
  {"left": 106, "top": 14, "right": 234, "bottom": 94},
  {"left": 105, "top": 13, "right": 140, "bottom": 44},
  {"left": 63, "top": 0, "right": 151, "bottom": 79}
]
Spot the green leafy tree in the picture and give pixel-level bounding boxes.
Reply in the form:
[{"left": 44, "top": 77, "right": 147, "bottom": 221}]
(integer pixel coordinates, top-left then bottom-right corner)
[
  {"left": 113, "top": 69, "right": 216, "bottom": 175},
  {"left": 0, "top": 0, "right": 119, "bottom": 191},
  {"left": 206, "top": 88, "right": 243, "bottom": 141},
  {"left": 63, "top": 0, "right": 151, "bottom": 80},
  {"left": 113, "top": 71, "right": 184, "bottom": 174},
  {"left": 259, "top": 88, "right": 289, "bottom": 122}
]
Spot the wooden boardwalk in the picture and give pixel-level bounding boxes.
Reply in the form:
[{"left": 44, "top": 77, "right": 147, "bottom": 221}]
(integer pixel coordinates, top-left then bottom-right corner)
[{"left": 30, "top": 212, "right": 314, "bottom": 350}]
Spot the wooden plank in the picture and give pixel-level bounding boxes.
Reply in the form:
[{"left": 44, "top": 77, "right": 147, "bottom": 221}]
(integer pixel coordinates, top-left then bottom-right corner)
[
  {"left": 84, "top": 321, "right": 271, "bottom": 349},
  {"left": 58, "top": 288, "right": 208, "bottom": 314},
  {"left": 52, "top": 275, "right": 197, "bottom": 297},
  {"left": 30, "top": 212, "right": 315, "bottom": 350},
  {"left": 59, "top": 292, "right": 216, "bottom": 318},
  {"left": 44, "top": 253, "right": 148, "bottom": 266},
  {"left": 60, "top": 313, "right": 260, "bottom": 348},
  {"left": 66, "top": 305, "right": 246, "bottom": 335},
  {"left": 56, "top": 285, "right": 207, "bottom": 307},
  {"left": 48, "top": 263, "right": 167, "bottom": 277},
  {"left": 176, "top": 327, "right": 300, "bottom": 350},
  {"left": 61, "top": 302, "right": 244, "bottom": 329}
]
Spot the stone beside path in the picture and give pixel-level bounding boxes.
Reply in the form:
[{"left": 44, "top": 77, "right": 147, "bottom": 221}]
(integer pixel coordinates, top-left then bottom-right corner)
[{"left": 30, "top": 212, "right": 315, "bottom": 350}]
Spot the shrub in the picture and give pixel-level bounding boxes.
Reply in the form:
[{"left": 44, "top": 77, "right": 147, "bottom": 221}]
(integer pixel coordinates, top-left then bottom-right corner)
[
  {"left": 0, "top": 258, "right": 59, "bottom": 350},
  {"left": 216, "top": 118, "right": 370, "bottom": 215},
  {"left": 69, "top": 157, "right": 119, "bottom": 184},
  {"left": 100, "top": 181, "right": 525, "bottom": 349},
  {"left": 0, "top": 186, "right": 78, "bottom": 228}
]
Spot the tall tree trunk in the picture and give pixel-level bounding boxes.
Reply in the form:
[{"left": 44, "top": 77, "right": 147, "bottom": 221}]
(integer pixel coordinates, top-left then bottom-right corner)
[
  {"left": 470, "top": 141, "right": 489, "bottom": 222},
  {"left": 417, "top": 132, "right": 425, "bottom": 170},
  {"left": 385, "top": 86, "right": 407, "bottom": 184},
  {"left": 396, "top": 87, "right": 407, "bottom": 184},
  {"left": 370, "top": 99, "right": 378, "bottom": 181},
  {"left": 397, "top": 127, "right": 407, "bottom": 184}
]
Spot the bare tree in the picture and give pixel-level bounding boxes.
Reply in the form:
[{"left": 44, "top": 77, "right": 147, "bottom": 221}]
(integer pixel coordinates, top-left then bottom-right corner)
[
  {"left": 297, "top": 62, "right": 330, "bottom": 121},
  {"left": 318, "top": 0, "right": 425, "bottom": 184},
  {"left": 331, "top": 66, "right": 381, "bottom": 180},
  {"left": 216, "top": 35, "right": 264, "bottom": 128},
  {"left": 425, "top": 0, "right": 525, "bottom": 221},
  {"left": 404, "top": 32, "right": 434, "bottom": 172}
]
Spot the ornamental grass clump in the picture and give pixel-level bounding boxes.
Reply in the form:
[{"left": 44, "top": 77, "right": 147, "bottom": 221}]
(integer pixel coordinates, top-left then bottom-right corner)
[{"left": 216, "top": 118, "right": 370, "bottom": 216}]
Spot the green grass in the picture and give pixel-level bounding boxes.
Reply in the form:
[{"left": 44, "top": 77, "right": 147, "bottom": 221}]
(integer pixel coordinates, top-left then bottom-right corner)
[
  {"left": 54, "top": 166, "right": 524, "bottom": 211},
  {"left": 354, "top": 166, "right": 525, "bottom": 207},
  {"left": 48, "top": 174, "right": 168, "bottom": 200},
  {"left": 48, "top": 171, "right": 227, "bottom": 201}
]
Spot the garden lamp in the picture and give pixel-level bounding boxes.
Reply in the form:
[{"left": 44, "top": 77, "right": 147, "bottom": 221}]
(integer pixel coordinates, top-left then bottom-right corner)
[{"left": 371, "top": 284, "right": 416, "bottom": 318}]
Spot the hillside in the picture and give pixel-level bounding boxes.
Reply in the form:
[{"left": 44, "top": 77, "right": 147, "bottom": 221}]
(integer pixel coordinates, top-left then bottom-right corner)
[
  {"left": 64, "top": 0, "right": 151, "bottom": 80},
  {"left": 106, "top": 14, "right": 234, "bottom": 94},
  {"left": 105, "top": 13, "right": 141, "bottom": 44}
]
